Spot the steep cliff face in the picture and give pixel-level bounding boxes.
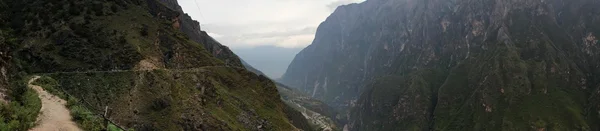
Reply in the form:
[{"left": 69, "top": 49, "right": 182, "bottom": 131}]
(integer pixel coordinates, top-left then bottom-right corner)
[{"left": 282, "top": 0, "right": 600, "bottom": 130}]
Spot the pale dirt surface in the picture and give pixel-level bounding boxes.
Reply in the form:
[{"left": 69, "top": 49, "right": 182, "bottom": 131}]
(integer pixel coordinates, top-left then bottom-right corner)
[
  {"left": 28, "top": 76, "right": 82, "bottom": 131},
  {"left": 134, "top": 58, "right": 164, "bottom": 71}
]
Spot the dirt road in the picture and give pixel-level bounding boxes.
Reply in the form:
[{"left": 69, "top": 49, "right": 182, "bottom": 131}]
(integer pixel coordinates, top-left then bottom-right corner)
[{"left": 28, "top": 76, "right": 82, "bottom": 131}]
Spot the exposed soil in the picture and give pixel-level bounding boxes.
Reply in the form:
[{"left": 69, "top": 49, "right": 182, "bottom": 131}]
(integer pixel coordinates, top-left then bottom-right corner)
[{"left": 28, "top": 76, "right": 82, "bottom": 131}]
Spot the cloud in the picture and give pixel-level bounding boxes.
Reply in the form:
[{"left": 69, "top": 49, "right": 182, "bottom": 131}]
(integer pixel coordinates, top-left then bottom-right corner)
[
  {"left": 206, "top": 32, "right": 224, "bottom": 38},
  {"left": 178, "top": 0, "right": 365, "bottom": 49},
  {"left": 277, "top": 34, "right": 316, "bottom": 48}
]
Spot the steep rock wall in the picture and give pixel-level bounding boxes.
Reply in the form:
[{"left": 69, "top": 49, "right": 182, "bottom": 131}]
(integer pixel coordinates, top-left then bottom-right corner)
[{"left": 282, "top": 0, "right": 600, "bottom": 130}]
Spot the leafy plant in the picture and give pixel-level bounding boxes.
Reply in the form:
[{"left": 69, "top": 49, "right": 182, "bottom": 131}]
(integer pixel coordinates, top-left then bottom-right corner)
[{"left": 0, "top": 77, "right": 41, "bottom": 131}]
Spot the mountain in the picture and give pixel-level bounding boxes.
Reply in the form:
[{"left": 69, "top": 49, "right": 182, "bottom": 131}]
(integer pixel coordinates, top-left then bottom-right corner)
[
  {"left": 233, "top": 46, "right": 303, "bottom": 79},
  {"left": 0, "top": 0, "right": 311, "bottom": 130},
  {"left": 282, "top": 0, "right": 600, "bottom": 130}
]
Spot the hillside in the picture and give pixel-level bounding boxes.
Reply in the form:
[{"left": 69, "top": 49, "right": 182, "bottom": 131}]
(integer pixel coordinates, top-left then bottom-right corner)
[
  {"left": 0, "top": 0, "right": 310, "bottom": 130},
  {"left": 282, "top": 0, "right": 600, "bottom": 130}
]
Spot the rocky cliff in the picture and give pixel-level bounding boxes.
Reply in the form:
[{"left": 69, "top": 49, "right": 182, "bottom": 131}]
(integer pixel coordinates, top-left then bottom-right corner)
[
  {"left": 282, "top": 0, "right": 600, "bottom": 130},
  {"left": 154, "top": 0, "right": 243, "bottom": 67}
]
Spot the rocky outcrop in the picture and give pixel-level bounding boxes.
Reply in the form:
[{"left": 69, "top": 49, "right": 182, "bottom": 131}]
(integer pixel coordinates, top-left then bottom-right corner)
[
  {"left": 282, "top": 0, "right": 600, "bottom": 130},
  {"left": 151, "top": 0, "right": 244, "bottom": 67}
]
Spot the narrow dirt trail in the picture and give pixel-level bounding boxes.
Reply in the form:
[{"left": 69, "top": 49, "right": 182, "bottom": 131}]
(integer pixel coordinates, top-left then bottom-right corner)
[{"left": 28, "top": 76, "right": 82, "bottom": 131}]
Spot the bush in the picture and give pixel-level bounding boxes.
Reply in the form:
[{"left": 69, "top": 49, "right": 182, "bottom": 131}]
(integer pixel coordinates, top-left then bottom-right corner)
[
  {"left": 0, "top": 87, "right": 41, "bottom": 131},
  {"left": 32, "top": 76, "right": 66, "bottom": 99},
  {"left": 107, "top": 123, "right": 121, "bottom": 131},
  {"left": 69, "top": 6, "right": 81, "bottom": 16},
  {"left": 140, "top": 24, "right": 149, "bottom": 36},
  {"left": 151, "top": 97, "right": 171, "bottom": 111},
  {"left": 9, "top": 16, "right": 25, "bottom": 30},
  {"left": 110, "top": 4, "right": 119, "bottom": 13},
  {"left": 69, "top": 104, "right": 104, "bottom": 131},
  {"left": 92, "top": 3, "right": 104, "bottom": 16}
]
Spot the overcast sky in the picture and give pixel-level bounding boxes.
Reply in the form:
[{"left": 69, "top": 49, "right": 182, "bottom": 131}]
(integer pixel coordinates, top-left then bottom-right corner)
[{"left": 177, "top": 0, "right": 365, "bottom": 49}]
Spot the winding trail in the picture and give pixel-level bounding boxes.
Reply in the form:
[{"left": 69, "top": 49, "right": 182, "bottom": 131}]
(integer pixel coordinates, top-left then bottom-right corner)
[
  {"left": 28, "top": 76, "right": 82, "bottom": 131},
  {"left": 23, "top": 66, "right": 239, "bottom": 131}
]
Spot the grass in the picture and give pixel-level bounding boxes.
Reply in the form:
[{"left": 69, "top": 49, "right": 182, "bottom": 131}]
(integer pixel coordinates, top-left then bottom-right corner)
[
  {"left": 0, "top": 89, "right": 40, "bottom": 131},
  {"left": 39, "top": 67, "right": 297, "bottom": 130},
  {"left": 2, "top": 0, "right": 301, "bottom": 130},
  {"left": 32, "top": 75, "right": 130, "bottom": 131},
  {"left": 0, "top": 76, "right": 41, "bottom": 131}
]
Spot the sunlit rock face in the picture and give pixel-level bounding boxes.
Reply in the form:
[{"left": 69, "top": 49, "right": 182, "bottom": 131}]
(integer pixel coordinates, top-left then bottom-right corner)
[{"left": 282, "top": 0, "right": 600, "bottom": 130}]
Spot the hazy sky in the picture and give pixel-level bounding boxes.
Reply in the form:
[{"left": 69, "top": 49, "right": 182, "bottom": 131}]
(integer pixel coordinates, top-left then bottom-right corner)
[{"left": 177, "top": 0, "right": 365, "bottom": 49}]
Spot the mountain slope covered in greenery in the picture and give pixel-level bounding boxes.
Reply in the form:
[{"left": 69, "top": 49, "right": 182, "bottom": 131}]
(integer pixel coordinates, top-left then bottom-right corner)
[
  {"left": 0, "top": 0, "right": 310, "bottom": 130},
  {"left": 282, "top": 0, "right": 600, "bottom": 130}
]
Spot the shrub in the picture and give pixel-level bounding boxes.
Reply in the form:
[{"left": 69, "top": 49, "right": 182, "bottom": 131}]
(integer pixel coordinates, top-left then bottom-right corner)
[
  {"left": 151, "top": 97, "right": 171, "bottom": 111},
  {"left": 140, "top": 24, "right": 149, "bottom": 36},
  {"left": 107, "top": 123, "right": 121, "bottom": 131},
  {"left": 69, "top": 104, "right": 104, "bottom": 131},
  {"left": 69, "top": 6, "right": 81, "bottom": 16},
  {"left": 0, "top": 85, "right": 41, "bottom": 131},
  {"left": 92, "top": 3, "right": 104, "bottom": 16},
  {"left": 110, "top": 4, "right": 119, "bottom": 13},
  {"left": 32, "top": 76, "right": 66, "bottom": 99}
]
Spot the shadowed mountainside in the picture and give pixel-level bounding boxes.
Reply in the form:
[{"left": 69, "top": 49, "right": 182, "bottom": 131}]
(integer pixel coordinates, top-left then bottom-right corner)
[
  {"left": 0, "top": 0, "right": 311, "bottom": 130},
  {"left": 282, "top": 0, "right": 600, "bottom": 130}
]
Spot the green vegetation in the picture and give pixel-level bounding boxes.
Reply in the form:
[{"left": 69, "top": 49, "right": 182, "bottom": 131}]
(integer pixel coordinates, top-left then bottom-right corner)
[
  {"left": 6, "top": 0, "right": 221, "bottom": 74},
  {"left": 284, "top": 0, "right": 600, "bottom": 130},
  {"left": 0, "top": 0, "right": 305, "bottom": 130},
  {"left": 1, "top": 11, "right": 41, "bottom": 131},
  {"left": 0, "top": 76, "right": 41, "bottom": 131},
  {"left": 349, "top": 43, "right": 595, "bottom": 130},
  {"left": 35, "top": 67, "right": 297, "bottom": 130},
  {"left": 431, "top": 45, "right": 591, "bottom": 130},
  {"left": 32, "top": 76, "right": 107, "bottom": 131},
  {"left": 350, "top": 69, "right": 446, "bottom": 131}
]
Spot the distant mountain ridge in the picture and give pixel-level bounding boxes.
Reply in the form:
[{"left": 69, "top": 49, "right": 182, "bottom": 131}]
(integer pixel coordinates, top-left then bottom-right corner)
[{"left": 234, "top": 46, "right": 302, "bottom": 79}]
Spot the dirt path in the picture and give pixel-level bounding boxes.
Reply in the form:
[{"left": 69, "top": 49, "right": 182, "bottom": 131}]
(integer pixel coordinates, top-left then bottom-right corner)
[{"left": 28, "top": 76, "right": 82, "bottom": 131}]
